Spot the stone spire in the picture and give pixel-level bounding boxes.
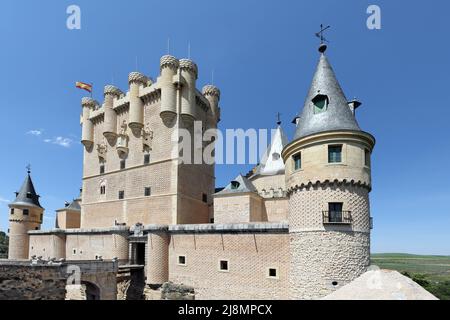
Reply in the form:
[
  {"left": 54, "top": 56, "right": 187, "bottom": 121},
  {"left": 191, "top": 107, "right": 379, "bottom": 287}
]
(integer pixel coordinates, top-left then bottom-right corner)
[
  {"left": 256, "top": 123, "right": 288, "bottom": 176},
  {"left": 293, "top": 47, "right": 361, "bottom": 140},
  {"left": 10, "top": 170, "right": 43, "bottom": 208}
]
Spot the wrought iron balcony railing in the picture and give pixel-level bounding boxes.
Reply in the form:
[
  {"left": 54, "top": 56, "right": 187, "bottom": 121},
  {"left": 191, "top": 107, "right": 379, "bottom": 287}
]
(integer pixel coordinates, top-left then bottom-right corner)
[{"left": 322, "top": 211, "right": 352, "bottom": 224}]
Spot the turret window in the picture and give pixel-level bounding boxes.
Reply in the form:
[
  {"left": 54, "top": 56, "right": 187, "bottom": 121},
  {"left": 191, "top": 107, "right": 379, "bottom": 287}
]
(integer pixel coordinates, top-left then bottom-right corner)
[
  {"left": 100, "top": 164, "right": 105, "bottom": 174},
  {"left": 230, "top": 181, "right": 240, "bottom": 190},
  {"left": 23, "top": 209, "right": 29, "bottom": 216},
  {"left": 10, "top": 208, "right": 14, "bottom": 215},
  {"left": 120, "top": 159, "right": 126, "bottom": 170},
  {"left": 144, "top": 154, "right": 150, "bottom": 165},
  {"left": 118, "top": 190, "right": 125, "bottom": 200},
  {"left": 100, "top": 185, "right": 106, "bottom": 195},
  {"left": 312, "top": 94, "right": 329, "bottom": 114},
  {"left": 144, "top": 187, "right": 151, "bottom": 197},
  {"left": 293, "top": 153, "right": 302, "bottom": 170},
  {"left": 272, "top": 153, "right": 280, "bottom": 161},
  {"left": 364, "top": 149, "right": 371, "bottom": 167},
  {"left": 328, "top": 145, "right": 342, "bottom": 163}
]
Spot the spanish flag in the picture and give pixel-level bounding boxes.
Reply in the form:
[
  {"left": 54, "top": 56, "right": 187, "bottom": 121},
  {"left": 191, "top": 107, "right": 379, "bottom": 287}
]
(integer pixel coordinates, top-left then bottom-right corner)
[{"left": 76, "top": 81, "right": 93, "bottom": 93}]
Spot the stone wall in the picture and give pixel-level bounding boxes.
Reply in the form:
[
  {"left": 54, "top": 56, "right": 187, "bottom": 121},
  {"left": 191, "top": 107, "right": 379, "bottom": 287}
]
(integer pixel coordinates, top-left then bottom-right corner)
[
  {"left": 0, "top": 261, "right": 66, "bottom": 300},
  {"left": 167, "top": 224, "right": 290, "bottom": 300}
]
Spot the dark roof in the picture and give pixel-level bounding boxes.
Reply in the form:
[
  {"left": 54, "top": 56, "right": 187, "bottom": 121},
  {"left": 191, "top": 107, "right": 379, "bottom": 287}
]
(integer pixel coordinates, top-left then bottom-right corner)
[
  {"left": 57, "top": 199, "right": 81, "bottom": 212},
  {"left": 294, "top": 52, "right": 361, "bottom": 140},
  {"left": 10, "top": 173, "right": 43, "bottom": 208},
  {"left": 215, "top": 175, "right": 257, "bottom": 195}
]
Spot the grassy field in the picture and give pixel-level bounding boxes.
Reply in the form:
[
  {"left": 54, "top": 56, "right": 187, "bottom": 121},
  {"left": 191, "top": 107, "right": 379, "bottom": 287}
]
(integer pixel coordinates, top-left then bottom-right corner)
[{"left": 371, "top": 253, "right": 450, "bottom": 300}]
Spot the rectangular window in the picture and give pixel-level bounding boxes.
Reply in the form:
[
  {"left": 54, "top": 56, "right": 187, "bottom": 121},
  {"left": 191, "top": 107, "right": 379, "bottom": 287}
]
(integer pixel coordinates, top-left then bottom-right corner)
[
  {"left": 144, "top": 187, "right": 151, "bottom": 197},
  {"left": 40, "top": 213, "right": 43, "bottom": 222},
  {"left": 293, "top": 153, "right": 301, "bottom": 170},
  {"left": 118, "top": 191, "right": 125, "bottom": 200},
  {"left": 72, "top": 248, "right": 77, "bottom": 255},
  {"left": 144, "top": 154, "right": 150, "bottom": 165},
  {"left": 202, "top": 193, "right": 208, "bottom": 203},
  {"left": 23, "top": 209, "right": 29, "bottom": 216},
  {"left": 120, "top": 159, "right": 126, "bottom": 170},
  {"left": 328, "top": 145, "right": 342, "bottom": 163},
  {"left": 10, "top": 208, "right": 14, "bottom": 215},
  {"left": 210, "top": 218, "right": 215, "bottom": 223},
  {"left": 178, "top": 256, "right": 186, "bottom": 266},
  {"left": 100, "top": 186, "right": 106, "bottom": 195},
  {"left": 268, "top": 268, "right": 278, "bottom": 279},
  {"left": 365, "top": 149, "right": 370, "bottom": 167},
  {"left": 328, "top": 202, "right": 343, "bottom": 223},
  {"left": 219, "top": 260, "right": 229, "bottom": 272},
  {"left": 100, "top": 164, "right": 105, "bottom": 174}
]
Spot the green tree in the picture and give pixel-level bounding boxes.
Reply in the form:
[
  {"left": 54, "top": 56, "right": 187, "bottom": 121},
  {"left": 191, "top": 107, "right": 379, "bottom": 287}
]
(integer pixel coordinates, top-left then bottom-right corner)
[{"left": 0, "top": 231, "right": 8, "bottom": 259}]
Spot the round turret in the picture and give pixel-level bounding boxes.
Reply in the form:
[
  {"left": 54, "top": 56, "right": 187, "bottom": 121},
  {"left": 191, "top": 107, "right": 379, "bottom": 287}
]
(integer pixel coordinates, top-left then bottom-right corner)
[
  {"left": 179, "top": 59, "right": 198, "bottom": 126},
  {"left": 81, "top": 97, "right": 97, "bottom": 149},
  {"left": 159, "top": 55, "right": 179, "bottom": 123},
  {"left": 8, "top": 171, "right": 44, "bottom": 260},
  {"left": 103, "top": 85, "right": 123, "bottom": 141},
  {"left": 128, "top": 72, "right": 148, "bottom": 131},
  {"left": 202, "top": 85, "right": 221, "bottom": 124}
]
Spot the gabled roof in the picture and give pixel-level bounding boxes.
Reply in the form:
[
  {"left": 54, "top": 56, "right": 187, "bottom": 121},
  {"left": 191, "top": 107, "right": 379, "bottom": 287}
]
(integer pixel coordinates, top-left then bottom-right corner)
[
  {"left": 251, "top": 125, "right": 288, "bottom": 177},
  {"left": 215, "top": 174, "right": 257, "bottom": 196},
  {"left": 294, "top": 50, "right": 361, "bottom": 140},
  {"left": 10, "top": 173, "right": 43, "bottom": 209}
]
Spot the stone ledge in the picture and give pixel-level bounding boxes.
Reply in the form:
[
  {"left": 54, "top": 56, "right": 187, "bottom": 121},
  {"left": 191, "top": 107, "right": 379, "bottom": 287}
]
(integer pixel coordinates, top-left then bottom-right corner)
[
  {"left": 168, "top": 222, "right": 289, "bottom": 234},
  {"left": 28, "top": 226, "right": 129, "bottom": 236}
]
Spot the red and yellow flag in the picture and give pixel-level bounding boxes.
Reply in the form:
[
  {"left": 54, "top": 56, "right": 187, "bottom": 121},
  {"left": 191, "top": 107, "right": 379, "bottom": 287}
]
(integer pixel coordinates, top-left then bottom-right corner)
[{"left": 76, "top": 81, "right": 93, "bottom": 93}]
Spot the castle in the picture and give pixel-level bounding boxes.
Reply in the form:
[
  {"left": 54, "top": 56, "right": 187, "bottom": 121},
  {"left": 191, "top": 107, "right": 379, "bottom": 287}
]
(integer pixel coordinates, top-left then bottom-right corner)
[{"left": 6, "top": 43, "right": 376, "bottom": 300}]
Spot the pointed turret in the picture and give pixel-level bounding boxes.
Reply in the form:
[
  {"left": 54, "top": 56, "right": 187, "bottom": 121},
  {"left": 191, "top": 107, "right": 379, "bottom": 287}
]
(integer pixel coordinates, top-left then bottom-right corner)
[
  {"left": 255, "top": 124, "right": 288, "bottom": 176},
  {"left": 8, "top": 169, "right": 45, "bottom": 259},
  {"left": 10, "top": 171, "right": 42, "bottom": 208},
  {"left": 294, "top": 48, "right": 361, "bottom": 140}
]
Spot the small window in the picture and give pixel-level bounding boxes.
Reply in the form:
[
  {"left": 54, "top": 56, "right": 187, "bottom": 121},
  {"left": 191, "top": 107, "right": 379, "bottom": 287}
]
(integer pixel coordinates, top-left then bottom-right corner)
[
  {"left": 10, "top": 208, "right": 14, "bottom": 215},
  {"left": 272, "top": 152, "right": 280, "bottom": 161},
  {"left": 230, "top": 181, "right": 240, "bottom": 190},
  {"left": 210, "top": 218, "right": 215, "bottom": 223},
  {"left": 120, "top": 159, "right": 126, "bottom": 170},
  {"left": 312, "top": 94, "right": 329, "bottom": 114},
  {"left": 293, "top": 153, "right": 301, "bottom": 170},
  {"left": 144, "top": 187, "right": 151, "bottom": 197},
  {"left": 26, "top": 192, "right": 33, "bottom": 199},
  {"left": 202, "top": 193, "right": 207, "bottom": 203},
  {"left": 118, "top": 191, "right": 125, "bottom": 200},
  {"left": 40, "top": 213, "right": 43, "bottom": 222},
  {"left": 23, "top": 209, "right": 29, "bottom": 216},
  {"left": 100, "top": 164, "right": 105, "bottom": 174},
  {"left": 144, "top": 154, "right": 150, "bottom": 165},
  {"left": 72, "top": 248, "right": 77, "bottom": 255},
  {"left": 328, "top": 145, "right": 342, "bottom": 163},
  {"left": 178, "top": 256, "right": 186, "bottom": 266},
  {"left": 365, "top": 149, "right": 370, "bottom": 167},
  {"left": 219, "top": 260, "right": 229, "bottom": 272},
  {"left": 328, "top": 202, "right": 343, "bottom": 223},
  {"left": 268, "top": 268, "right": 278, "bottom": 278},
  {"left": 35, "top": 227, "right": 39, "bottom": 230},
  {"left": 100, "top": 185, "right": 106, "bottom": 195}
]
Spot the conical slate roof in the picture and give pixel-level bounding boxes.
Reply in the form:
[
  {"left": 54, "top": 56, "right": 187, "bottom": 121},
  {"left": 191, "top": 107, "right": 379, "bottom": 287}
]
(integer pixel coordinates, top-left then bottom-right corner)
[
  {"left": 215, "top": 174, "right": 257, "bottom": 195},
  {"left": 10, "top": 173, "right": 43, "bottom": 208},
  {"left": 252, "top": 125, "right": 288, "bottom": 177},
  {"left": 294, "top": 51, "right": 361, "bottom": 140}
]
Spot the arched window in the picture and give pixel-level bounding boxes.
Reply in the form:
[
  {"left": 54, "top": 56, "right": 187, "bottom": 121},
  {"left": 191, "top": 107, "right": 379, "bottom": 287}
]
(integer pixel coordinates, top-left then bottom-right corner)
[{"left": 312, "top": 94, "right": 329, "bottom": 114}]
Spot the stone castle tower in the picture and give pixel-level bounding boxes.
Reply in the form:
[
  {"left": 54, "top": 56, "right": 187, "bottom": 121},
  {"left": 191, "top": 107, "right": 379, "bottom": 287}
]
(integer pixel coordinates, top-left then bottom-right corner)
[
  {"left": 79, "top": 55, "right": 220, "bottom": 228},
  {"left": 282, "top": 44, "right": 376, "bottom": 299},
  {"left": 7, "top": 170, "right": 44, "bottom": 259}
]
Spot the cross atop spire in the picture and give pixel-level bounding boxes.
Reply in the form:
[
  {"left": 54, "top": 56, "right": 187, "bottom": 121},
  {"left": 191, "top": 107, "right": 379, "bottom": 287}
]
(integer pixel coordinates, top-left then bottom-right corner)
[
  {"left": 315, "top": 24, "right": 330, "bottom": 53},
  {"left": 26, "top": 164, "right": 31, "bottom": 174}
]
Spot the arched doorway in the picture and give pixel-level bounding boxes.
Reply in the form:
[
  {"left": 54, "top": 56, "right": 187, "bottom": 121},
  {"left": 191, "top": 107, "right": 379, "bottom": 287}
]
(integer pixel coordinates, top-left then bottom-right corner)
[{"left": 82, "top": 281, "right": 101, "bottom": 300}]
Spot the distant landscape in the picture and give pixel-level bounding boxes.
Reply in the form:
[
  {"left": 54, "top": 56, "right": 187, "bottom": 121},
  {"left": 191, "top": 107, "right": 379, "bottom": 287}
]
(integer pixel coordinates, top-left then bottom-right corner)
[{"left": 372, "top": 253, "right": 450, "bottom": 300}]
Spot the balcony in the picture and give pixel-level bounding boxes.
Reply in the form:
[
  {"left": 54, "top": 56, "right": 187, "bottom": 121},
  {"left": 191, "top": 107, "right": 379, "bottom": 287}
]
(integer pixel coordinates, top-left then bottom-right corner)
[{"left": 322, "top": 211, "right": 352, "bottom": 225}]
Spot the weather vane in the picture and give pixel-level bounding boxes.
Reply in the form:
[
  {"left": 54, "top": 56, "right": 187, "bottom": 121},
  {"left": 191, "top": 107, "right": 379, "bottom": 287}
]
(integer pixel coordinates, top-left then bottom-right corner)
[
  {"left": 26, "top": 164, "right": 31, "bottom": 174},
  {"left": 315, "top": 24, "right": 330, "bottom": 44},
  {"left": 315, "top": 24, "right": 330, "bottom": 53},
  {"left": 276, "top": 112, "right": 282, "bottom": 126}
]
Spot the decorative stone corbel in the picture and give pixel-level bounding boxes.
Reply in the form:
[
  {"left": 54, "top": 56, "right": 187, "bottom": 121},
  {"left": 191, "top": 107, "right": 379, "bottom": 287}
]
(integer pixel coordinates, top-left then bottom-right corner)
[
  {"left": 117, "top": 120, "right": 129, "bottom": 157},
  {"left": 142, "top": 123, "right": 153, "bottom": 152},
  {"left": 97, "top": 139, "right": 108, "bottom": 161}
]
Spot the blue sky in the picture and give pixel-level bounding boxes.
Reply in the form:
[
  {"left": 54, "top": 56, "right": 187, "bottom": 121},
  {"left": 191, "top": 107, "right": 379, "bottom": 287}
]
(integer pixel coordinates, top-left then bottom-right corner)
[{"left": 0, "top": 0, "right": 449, "bottom": 255}]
